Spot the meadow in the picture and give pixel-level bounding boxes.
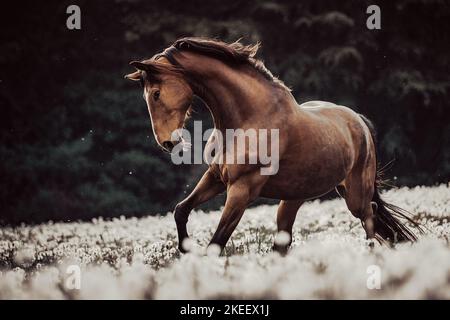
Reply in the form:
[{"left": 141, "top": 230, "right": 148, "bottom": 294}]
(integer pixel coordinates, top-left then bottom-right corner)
[{"left": 0, "top": 184, "right": 449, "bottom": 299}]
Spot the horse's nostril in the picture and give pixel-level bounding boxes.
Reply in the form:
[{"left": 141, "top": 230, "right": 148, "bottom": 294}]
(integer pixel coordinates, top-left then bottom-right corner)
[{"left": 162, "top": 141, "right": 175, "bottom": 152}]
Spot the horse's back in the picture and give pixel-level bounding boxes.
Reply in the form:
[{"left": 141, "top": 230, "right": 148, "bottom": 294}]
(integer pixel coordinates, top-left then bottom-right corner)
[
  {"left": 299, "top": 100, "right": 359, "bottom": 119},
  {"left": 299, "top": 100, "right": 368, "bottom": 136},
  {"left": 299, "top": 100, "right": 337, "bottom": 109}
]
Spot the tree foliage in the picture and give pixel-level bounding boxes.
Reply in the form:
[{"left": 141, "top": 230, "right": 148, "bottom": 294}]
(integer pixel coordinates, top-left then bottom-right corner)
[{"left": 0, "top": 0, "right": 449, "bottom": 223}]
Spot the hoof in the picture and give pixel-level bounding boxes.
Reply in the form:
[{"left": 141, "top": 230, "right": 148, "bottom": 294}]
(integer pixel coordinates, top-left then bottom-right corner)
[
  {"left": 178, "top": 238, "right": 193, "bottom": 253},
  {"left": 178, "top": 245, "right": 188, "bottom": 254},
  {"left": 272, "top": 244, "right": 289, "bottom": 256}
]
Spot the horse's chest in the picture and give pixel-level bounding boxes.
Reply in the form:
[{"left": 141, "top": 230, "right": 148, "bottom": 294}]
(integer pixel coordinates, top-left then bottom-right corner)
[
  {"left": 208, "top": 162, "right": 248, "bottom": 185},
  {"left": 209, "top": 163, "right": 228, "bottom": 184}
]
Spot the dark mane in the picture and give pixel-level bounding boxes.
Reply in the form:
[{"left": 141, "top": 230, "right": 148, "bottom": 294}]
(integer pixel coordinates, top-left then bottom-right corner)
[{"left": 172, "top": 37, "right": 290, "bottom": 91}]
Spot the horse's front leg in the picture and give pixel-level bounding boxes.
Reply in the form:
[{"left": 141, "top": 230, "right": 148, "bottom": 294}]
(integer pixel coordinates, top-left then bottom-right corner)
[
  {"left": 209, "top": 173, "right": 267, "bottom": 251},
  {"left": 174, "top": 169, "right": 225, "bottom": 252}
]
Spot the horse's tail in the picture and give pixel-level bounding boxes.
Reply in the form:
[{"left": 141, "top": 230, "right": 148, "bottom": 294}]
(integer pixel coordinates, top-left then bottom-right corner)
[
  {"left": 371, "top": 183, "right": 422, "bottom": 242},
  {"left": 359, "top": 114, "right": 423, "bottom": 243}
]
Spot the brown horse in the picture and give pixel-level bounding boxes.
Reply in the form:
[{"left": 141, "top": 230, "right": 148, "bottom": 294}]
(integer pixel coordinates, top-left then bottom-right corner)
[{"left": 125, "top": 37, "right": 421, "bottom": 254}]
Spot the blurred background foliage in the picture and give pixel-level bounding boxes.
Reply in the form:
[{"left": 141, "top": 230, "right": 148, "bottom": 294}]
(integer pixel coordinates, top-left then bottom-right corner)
[{"left": 0, "top": 0, "right": 449, "bottom": 224}]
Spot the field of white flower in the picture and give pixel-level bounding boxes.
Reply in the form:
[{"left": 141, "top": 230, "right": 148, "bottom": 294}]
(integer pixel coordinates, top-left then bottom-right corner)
[{"left": 0, "top": 184, "right": 449, "bottom": 299}]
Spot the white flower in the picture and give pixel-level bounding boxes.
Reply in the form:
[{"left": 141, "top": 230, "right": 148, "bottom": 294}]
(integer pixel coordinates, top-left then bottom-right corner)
[
  {"left": 274, "top": 231, "right": 291, "bottom": 246},
  {"left": 0, "top": 184, "right": 449, "bottom": 299}
]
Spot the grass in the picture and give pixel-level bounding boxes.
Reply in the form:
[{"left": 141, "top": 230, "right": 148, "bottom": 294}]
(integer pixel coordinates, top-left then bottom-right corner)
[{"left": 0, "top": 184, "right": 449, "bottom": 299}]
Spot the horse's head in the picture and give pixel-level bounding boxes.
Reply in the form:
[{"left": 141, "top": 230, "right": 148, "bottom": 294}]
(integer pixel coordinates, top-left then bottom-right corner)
[{"left": 125, "top": 58, "right": 193, "bottom": 152}]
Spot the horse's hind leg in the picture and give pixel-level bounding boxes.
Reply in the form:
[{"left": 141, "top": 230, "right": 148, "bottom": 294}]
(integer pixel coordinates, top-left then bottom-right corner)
[
  {"left": 273, "top": 200, "right": 303, "bottom": 255},
  {"left": 342, "top": 166, "right": 377, "bottom": 243}
]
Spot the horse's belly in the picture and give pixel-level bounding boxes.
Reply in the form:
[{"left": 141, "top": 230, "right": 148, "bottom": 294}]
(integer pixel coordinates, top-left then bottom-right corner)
[
  {"left": 260, "top": 178, "right": 336, "bottom": 201},
  {"left": 260, "top": 152, "right": 349, "bottom": 200},
  {"left": 260, "top": 170, "right": 344, "bottom": 200}
]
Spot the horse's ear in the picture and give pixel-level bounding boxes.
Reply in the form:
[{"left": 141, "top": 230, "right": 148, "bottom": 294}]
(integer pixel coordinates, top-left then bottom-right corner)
[
  {"left": 124, "top": 70, "right": 141, "bottom": 81},
  {"left": 129, "top": 61, "right": 148, "bottom": 70},
  {"left": 125, "top": 61, "right": 146, "bottom": 81},
  {"left": 127, "top": 60, "right": 163, "bottom": 82}
]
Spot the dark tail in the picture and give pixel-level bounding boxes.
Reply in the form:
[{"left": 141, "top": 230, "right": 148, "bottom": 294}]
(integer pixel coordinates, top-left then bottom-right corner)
[
  {"left": 372, "top": 181, "right": 422, "bottom": 242},
  {"left": 359, "top": 114, "right": 423, "bottom": 243}
]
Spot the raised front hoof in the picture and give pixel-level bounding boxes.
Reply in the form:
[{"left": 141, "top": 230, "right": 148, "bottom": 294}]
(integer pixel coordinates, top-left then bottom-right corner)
[
  {"left": 272, "top": 244, "right": 289, "bottom": 256},
  {"left": 177, "top": 237, "right": 193, "bottom": 254},
  {"left": 178, "top": 244, "right": 188, "bottom": 254}
]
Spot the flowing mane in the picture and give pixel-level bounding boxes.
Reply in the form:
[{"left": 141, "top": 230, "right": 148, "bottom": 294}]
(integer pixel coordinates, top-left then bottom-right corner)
[{"left": 172, "top": 37, "right": 290, "bottom": 91}]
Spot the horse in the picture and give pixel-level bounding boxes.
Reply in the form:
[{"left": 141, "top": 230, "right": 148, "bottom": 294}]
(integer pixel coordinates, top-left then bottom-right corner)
[{"left": 125, "top": 37, "right": 421, "bottom": 254}]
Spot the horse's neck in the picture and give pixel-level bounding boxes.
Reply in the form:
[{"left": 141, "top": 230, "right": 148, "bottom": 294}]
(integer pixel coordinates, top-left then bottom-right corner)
[{"left": 181, "top": 54, "right": 292, "bottom": 131}]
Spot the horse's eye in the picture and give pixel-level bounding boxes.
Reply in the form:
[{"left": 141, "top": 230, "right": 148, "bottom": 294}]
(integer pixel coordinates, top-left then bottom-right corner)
[{"left": 153, "top": 90, "right": 160, "bottom": 101}]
